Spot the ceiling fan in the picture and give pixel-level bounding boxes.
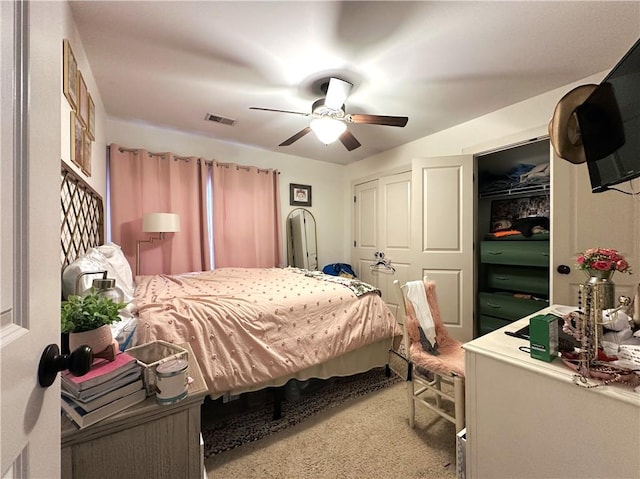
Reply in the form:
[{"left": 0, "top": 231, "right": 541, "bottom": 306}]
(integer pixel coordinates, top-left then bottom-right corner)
[{"left": 249, "top": 77, "right": 409, "bottom": 151}]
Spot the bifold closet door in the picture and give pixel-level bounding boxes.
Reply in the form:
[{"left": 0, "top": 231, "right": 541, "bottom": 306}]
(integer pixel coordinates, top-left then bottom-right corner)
[
  {"left": 352, "top": 171, "right": 412, "bottom": 319},
  {"left": 411, "top": 155, "right": 474, "bottom": 342}
]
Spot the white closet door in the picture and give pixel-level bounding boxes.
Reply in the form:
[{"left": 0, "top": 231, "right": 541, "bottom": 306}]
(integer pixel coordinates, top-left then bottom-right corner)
[
  {"left": 352, "top": 178, "right": 379, "bottom": 278},
  {"left": 352, "top": 161, "right": 473, "bottom": 341},
  {"left": 412, "top": 155, "right": 475, "bottom": 342},
  {"left": 352, "top": 171, "right": 412, "bottom": 318},
  {"left": 551, "top": 147, "right": 639, "bottom": 306}
]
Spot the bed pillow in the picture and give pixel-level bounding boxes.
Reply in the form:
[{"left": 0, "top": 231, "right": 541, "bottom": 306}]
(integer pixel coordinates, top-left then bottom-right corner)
[
  {"left": 62, "top": 248, "right": 113, "bottom": 299},
  {"left": 61, "top": 243, "right": 134, "bottom": 302},
  {"left": 96, "top": 242, "right": 135, "bottom": 300}
]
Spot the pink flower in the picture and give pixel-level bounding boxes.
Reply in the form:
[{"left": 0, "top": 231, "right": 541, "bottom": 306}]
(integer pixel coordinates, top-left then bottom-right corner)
[
  {"left": 576, "top": 247, "right": 632, "bottom": 274},
  {"left": 592, "top": 260, "right": 613, "bottom": 271},
  {"left": 616, "top": 259, "right": 629, "bottom": 273}
]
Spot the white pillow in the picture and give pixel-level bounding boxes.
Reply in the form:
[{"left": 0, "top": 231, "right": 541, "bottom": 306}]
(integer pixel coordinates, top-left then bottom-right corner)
[
  {"left": 62, "top": 248, "right": 112, "bottom": 299},
  {"left": 61, "top": 243, "right": 134, "bottom": 302},
  {"left": 96, "top": 243, "right": 135, "bottom": 299}
]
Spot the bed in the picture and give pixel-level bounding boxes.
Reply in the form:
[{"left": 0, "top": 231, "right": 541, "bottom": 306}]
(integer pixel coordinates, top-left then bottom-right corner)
[
  {"left": 134, "top": 267, "right": 398, "bottom": 397},
  {"left": 61, "top": 161, "right": 400, "bottom": 401}
]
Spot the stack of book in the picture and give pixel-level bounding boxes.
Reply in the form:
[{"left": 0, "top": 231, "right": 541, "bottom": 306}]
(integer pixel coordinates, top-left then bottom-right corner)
[{"left": 61, "top": 351, "right": 146, "bottom": 429}]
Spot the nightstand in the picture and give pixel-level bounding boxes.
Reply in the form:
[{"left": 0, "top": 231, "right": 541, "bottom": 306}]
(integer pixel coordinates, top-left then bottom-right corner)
[{"left": 61, "top": 343, "right": 208, "bottom": 479}]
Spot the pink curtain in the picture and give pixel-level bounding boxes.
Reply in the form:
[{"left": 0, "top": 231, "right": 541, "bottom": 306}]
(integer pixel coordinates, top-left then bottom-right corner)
[
  {"left": 205, "top": 160, "right": 282, "bottom": 269},
  {"left": 109, "top": 144, "right": 206, "bottom": 276}
]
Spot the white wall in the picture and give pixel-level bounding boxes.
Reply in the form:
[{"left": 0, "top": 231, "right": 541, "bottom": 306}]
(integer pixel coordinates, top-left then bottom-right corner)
[
  {"left": 346, "top": 72, "right": 609, "bottom": 179},
  {"left": 61, "top": 2, "right": 107, "bottom": 200},
  {"left": 106, "top": 119, "right": 347, "bottom": 267}
]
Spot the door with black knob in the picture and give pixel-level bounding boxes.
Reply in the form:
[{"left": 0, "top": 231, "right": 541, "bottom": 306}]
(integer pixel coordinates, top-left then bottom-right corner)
[
  {"left": 551, "top": 132, "right": 639, "bottom": 306},
  {"left": 1, "top": 3, "right": 62, "bottom": 475}
]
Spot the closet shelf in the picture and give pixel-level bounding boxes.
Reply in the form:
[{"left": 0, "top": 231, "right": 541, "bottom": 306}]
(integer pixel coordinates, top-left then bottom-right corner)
[{"left": 479, "top": 183, "right": 549, "bottom": 199}]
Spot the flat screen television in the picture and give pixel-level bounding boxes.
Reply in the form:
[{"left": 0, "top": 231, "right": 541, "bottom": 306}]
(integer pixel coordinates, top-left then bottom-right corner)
[{"left": 576, "top": 37, "right": 640, "bottom": 193}]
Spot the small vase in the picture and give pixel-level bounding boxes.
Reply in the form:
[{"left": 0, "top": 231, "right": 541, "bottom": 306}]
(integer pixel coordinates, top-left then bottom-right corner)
[
  {"left": 584, "top": 268, "right": 615, "bottom": 310},
  {"left": 68, "top": 324, "right": 113, "bottom": 354}
]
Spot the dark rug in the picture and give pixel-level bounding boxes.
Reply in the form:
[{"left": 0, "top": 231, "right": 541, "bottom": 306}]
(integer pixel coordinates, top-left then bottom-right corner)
[{"left": 201, "top": 367, "right": 402, "bottom": 458}]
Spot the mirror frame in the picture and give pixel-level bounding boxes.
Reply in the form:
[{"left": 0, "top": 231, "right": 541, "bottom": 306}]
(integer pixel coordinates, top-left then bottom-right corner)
[{"left": 286, "top": 208, "right": 318, "bottom": 270}]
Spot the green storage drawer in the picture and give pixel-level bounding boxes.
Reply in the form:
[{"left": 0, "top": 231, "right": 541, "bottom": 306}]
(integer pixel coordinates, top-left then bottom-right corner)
[
  {"left": 478, "top": 292, "right": 548, "bottom": 321},
  {"left": 481, "top": 240, "right": 549, "bottom": 267},
  {"left": 486, "top": 265, "right": 549, "bottom": 295},
  {"left": 479, "top": 314, "right": 513, "bottom": 335}
]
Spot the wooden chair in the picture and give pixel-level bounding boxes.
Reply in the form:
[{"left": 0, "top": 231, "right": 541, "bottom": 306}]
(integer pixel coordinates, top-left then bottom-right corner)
[{"left": 393, "top": 277, "right": 465, "bottom": 433}]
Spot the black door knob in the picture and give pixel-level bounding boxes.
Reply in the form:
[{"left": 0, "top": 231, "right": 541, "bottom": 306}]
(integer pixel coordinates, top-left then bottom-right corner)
[
  {"left": 38, "top": 344, "right": 93, "bottom": 387},
  {"left": 557, "top": 264, "right": 571, "bottom": 275}
]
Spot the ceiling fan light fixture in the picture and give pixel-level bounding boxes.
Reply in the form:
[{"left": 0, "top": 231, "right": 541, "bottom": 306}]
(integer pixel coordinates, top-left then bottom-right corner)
[{"left": 310, "top": 118, "right": 346, "bottom": 144}]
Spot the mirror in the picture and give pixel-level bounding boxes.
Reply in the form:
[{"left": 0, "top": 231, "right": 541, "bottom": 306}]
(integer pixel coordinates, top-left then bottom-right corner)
[{"left": 286, "top": 208, "right": 318, "bottom": 270}]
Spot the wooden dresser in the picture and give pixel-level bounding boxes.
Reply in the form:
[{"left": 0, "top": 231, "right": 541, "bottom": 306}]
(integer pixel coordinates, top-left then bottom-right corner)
[{"left": 61, "top": 343, "right": 207, "bottom": 479}]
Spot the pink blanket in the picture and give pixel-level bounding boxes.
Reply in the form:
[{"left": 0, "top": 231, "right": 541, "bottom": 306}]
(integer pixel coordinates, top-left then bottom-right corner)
[{"left": 134, "top": 268, "right": 399, "bottom": 394}]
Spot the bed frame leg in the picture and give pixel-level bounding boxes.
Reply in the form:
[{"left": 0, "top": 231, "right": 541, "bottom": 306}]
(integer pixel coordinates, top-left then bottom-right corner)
[{"left": 271, "top": 387, "right": 283, "bottom": 420}]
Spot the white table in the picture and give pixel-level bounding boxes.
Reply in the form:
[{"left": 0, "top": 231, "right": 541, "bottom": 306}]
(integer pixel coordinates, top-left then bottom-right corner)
[{"left": 463, "top": 306, "right": 640, "bottom": 479}]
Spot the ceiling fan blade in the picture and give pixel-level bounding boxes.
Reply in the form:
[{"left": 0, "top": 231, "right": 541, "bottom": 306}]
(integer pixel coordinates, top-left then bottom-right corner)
[
  {"left": 339, "top": 130, "right": 361, "bottom": 151},
  {"left": 347, "top": 114, "right": 408, "bottom": 127},
  {"left": 324, "top": 78, "right": 353, "bottom": 110},
  {"left": 250, "top": 107, "right": 310, "bottom": 118},
  {"left": 279, "top": 127, "right": 312, "bottom": 146}
]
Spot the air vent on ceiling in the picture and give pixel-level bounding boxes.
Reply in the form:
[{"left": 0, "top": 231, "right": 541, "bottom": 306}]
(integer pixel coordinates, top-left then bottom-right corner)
[{"left": 204, "top": 113, "right": 236, "bottom": 126}]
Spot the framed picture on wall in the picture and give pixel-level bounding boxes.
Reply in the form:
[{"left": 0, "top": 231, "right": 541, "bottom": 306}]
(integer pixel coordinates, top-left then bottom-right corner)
[
  {"left": 77, "top": 71, "right": 88, "bottom": 127},
  {"left": 70, "top": 110, "right": 83, "bottom": 168},
  {"left": 63, "top": 39, "right": 78, "bottom": 110},
  {"left": 81, "top": 130, "right": 92, "bottom": 177},
  {"left": 87, "top": 93, "right": 95, "bottom": 140},
  {"left": 290, "top": 183, "right": 312, "bottom": 207}
]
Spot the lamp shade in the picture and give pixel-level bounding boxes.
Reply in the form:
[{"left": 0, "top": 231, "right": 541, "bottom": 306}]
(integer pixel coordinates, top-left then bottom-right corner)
[
  {"left": 142, "top": 213, "right": 181, "bottom": 233},
  {"left": 310, "top": 118, "right": 347, "bottom": 144}
]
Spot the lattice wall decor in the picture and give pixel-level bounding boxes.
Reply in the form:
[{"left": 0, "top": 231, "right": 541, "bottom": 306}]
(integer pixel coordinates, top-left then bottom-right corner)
[{"left": 61, "top": 161, "right": 103, "bottom": 270}]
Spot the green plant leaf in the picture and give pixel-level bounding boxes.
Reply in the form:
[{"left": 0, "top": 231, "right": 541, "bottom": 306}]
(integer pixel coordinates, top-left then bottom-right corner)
[{"left": 60, "top": 290, "right": 126, "bottom": 333}]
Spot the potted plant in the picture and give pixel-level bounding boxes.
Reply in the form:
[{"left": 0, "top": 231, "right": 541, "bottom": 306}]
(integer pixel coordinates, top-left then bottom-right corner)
[{"left": 61, "top": 291, "right": 126, "bottom": 353}]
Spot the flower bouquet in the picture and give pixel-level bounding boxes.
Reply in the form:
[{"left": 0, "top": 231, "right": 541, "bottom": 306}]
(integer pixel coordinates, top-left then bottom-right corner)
[{"left": 576, "top": 248, "right": 631, "bottom": 276}]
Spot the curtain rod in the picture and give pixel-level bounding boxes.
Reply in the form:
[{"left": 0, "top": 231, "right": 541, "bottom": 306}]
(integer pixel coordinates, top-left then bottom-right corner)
[
  {"left": 215, "top": 162, "right": 277, "bottom": 175},
  {"left": 118, "top": 146, "right": 167, "bottom": 158},
  {"left": 117, "top": 146, "right": 279, "bottom": 174},
  {"left": 118, "top": 146, "right": 191, "bottom": 161}
]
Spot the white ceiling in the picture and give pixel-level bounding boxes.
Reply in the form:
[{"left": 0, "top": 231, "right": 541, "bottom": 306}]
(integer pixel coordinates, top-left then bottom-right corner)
[{"left": 70, "top": 1, "right": 640, "bottom": 165}]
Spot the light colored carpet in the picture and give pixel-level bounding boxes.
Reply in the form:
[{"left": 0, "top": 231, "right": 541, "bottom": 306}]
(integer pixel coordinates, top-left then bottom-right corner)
[
  {"left": 202, "top": 369, "right": 402, "bottom": 457},
  {"left": 204, "top": 381, "right": 457, "bottom": 479}
]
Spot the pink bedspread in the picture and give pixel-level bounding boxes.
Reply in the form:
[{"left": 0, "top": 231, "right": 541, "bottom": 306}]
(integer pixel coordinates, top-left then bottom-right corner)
[{"left": 134, "top": 268, "right": 399, "bottom": 394}]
